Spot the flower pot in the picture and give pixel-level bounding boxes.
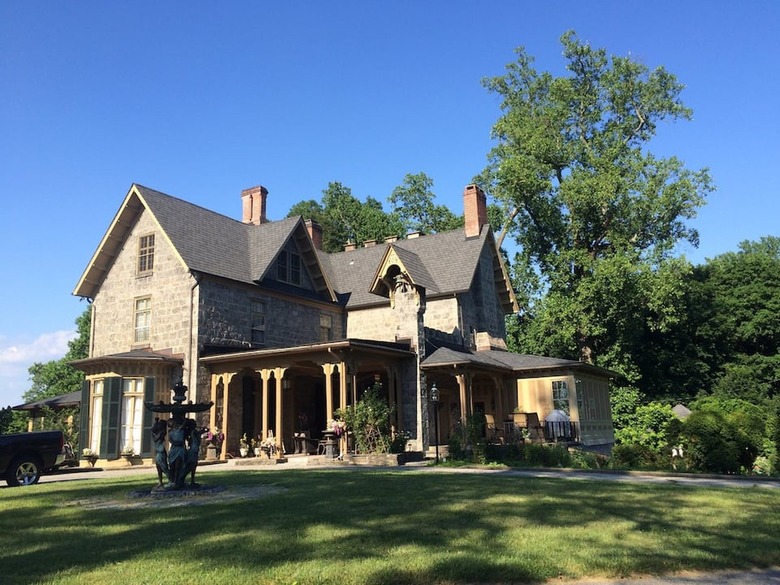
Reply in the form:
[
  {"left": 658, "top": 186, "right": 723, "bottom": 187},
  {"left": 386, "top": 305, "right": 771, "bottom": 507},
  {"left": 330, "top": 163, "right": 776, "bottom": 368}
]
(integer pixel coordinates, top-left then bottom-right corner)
[
  {"left": 254, "top": 448, "right": 262, "bottom": 457},
  {"left": 240, "top": 447, "right": 248, "bottom": 458}
]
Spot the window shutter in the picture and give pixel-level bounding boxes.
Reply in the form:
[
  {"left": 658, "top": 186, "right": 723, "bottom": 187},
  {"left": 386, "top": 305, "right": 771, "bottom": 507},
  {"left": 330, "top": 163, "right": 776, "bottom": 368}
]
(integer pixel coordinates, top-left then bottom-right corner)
[
  {"left": 100, "top": 377, "right": 122, "bottom": 458},
  {"left": 141, "top": 377, "right": 156, "bottom": 455},
  {"left": 78, "top": 379, "right": 90, "bottom": 454}
]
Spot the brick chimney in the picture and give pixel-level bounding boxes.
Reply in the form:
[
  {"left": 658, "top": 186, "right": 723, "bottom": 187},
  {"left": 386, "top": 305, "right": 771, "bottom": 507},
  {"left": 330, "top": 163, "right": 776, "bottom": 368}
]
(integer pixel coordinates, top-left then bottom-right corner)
[
  {"left": 463, "top": 184, "right": 487, "bottom": 238},
  {"left": 305, "top": 219, "right": 323, "bottom": 250},
  {"left": 241, "top": 186, "right": 268, "bottom": 225}
]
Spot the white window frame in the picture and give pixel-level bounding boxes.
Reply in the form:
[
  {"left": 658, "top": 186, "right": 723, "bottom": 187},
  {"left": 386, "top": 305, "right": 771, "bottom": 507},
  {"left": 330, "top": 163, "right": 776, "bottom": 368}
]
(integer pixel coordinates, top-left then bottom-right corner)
[
  {"left": 134, "top": 297, "right": 151, "bottom": 344},
  {"left": 137, "top": 234, "right": 155, "bottom": 275},
  {"left": 120, "top": 378, "right": 144, "bottom": 455},
  {"left": 90, "top": 379, "right": 104, "bottom": 453},
  {"left": 552, "top": 380, "right": 570, "bottom": 415}
]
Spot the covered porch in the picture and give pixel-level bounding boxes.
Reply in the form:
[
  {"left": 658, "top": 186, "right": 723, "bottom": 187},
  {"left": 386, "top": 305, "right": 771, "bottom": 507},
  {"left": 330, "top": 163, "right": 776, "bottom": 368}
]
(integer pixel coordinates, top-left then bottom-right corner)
[{"left": 200, "top": 339, "right": 418, "bottom": 459}]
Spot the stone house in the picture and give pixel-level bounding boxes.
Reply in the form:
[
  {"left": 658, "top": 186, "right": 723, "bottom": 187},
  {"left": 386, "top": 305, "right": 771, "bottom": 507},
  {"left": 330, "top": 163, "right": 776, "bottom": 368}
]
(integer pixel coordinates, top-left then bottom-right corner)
[{"left": 72, "top": 182, "right": 614, "bottom": 462}]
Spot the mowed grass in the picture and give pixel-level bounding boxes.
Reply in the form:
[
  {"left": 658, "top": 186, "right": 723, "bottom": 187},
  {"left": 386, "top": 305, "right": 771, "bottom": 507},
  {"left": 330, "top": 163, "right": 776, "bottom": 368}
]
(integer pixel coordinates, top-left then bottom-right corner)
[{"left": 1, "top": 469, "right": 778, "bottom": 585}]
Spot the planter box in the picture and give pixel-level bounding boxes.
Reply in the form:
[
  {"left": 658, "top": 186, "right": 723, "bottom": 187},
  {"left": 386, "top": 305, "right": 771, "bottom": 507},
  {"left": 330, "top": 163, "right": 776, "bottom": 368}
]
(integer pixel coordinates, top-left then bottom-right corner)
[{"left": 347, "top": 453, "right": 407, "bottom": 466}]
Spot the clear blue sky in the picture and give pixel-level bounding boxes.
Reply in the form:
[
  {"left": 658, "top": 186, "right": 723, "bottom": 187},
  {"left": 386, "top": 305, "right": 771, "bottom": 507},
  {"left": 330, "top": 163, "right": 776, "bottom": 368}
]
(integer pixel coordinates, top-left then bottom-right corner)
[{"left": 1, "top": 1, "right": 778, "bottom": 407}]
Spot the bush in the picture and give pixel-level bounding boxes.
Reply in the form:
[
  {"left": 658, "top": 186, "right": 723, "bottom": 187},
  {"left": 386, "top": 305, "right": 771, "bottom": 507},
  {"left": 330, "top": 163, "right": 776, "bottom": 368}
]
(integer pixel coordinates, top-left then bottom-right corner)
[
  {"left": 569, "top": 449, "right": 605, "bottom": 470},
  {"left": 484, "top": 443, "right": 523, "bottom": 464},
  {"left": 524, "top": 444, "right": 571, "bottom": 468},
  {"left": 682, "top": 398, "right": 764, "bottom": 474},
  {"left": 609, "top": 444, "right": 664, "bottom": 469}
]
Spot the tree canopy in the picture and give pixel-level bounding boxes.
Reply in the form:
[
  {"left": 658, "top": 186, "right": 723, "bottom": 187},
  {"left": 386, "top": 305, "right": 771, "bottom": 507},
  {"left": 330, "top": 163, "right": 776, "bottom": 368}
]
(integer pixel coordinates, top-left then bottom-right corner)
[
  {"left": 389, "top": 172, "right": 463, "bottom": 235},
  {"left": 287, "top": 175, "right": 462, "bottom": 254},
  {"left": 484, "top": 31, "right": 713, "bottom": 377}
]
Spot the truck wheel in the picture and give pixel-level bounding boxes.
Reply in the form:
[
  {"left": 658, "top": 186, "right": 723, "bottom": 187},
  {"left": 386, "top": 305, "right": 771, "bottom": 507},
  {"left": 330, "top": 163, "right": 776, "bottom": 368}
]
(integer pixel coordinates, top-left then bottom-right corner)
[{"left": 6, "top": 457, "right": 42, "bottom": 487}]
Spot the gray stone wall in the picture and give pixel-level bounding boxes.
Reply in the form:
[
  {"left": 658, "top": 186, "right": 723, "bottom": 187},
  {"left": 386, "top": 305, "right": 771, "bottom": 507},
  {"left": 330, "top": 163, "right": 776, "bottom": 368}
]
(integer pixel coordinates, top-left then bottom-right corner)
[
  {"left": 197, "top": 278, "right": 344, "bottom": 351},
  {"left": 91, "top": 208, "right": 194, "bottom": 361},
  {"left": 457, "top": 245, "right": 507, "bottom": 343}
]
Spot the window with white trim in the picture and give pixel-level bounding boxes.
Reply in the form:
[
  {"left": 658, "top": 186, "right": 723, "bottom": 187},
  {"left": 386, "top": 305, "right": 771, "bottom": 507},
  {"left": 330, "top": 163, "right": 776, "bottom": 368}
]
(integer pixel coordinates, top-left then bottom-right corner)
[
  {"left": 134, "top": 297, "right": 151, "bottom": 343},
  {"left": 552, "top": 380, "right": 570, "bottom": 415},
  {"left": 138, "top": 234, "right": 155, "bottom": 274},
  {"left": 120, "top": 378, "right": 144, "bottom": 455},
  {"left": 90, "top": 379, "right": 104, "bottom": 453}
]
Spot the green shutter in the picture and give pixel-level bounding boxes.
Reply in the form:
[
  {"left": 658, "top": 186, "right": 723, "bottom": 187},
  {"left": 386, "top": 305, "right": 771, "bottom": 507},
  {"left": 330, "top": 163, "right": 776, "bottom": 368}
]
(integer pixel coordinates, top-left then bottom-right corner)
[
  {"left": 100, "top": 377, "right": 122, "bottom": 458},
  {"left": 141, "top": 377, "right": 156, "bottom": 455},
  {"left": 78, "top": 379, "right": 90, "bottom": 454}
]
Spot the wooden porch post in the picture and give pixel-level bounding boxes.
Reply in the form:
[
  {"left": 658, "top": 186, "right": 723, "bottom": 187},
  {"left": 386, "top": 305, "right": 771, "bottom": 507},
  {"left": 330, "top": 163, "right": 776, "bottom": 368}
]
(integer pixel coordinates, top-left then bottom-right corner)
[
  {"left": 322, "top": 363, "right": 336, "bottom": 422},
  {"left": 338, "top": 363, "right": 347, "bottom": 412},
  {"left": 260, "top": 369, "right": 271, "bottom": 440},
  {"left": 274, "top": 367, "right": 287, "bottom": 454},
  {"left": 219, "top": 372, "right": 236, "bottom": 459}
]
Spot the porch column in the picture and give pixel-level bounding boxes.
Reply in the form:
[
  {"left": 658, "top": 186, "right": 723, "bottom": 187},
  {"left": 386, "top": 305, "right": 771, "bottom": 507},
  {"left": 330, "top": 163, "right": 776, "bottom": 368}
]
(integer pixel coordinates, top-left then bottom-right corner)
[
  {"left": 274, "top": 367, "right": 287, "bottom": 453},
  {"left": 322, "top": 363, "right": 336, "bottom": 422},
  {"left": 338, "top": 363, "right": 347, "bottom": 412},
  {"left": 455, "top": 372, "right": 472, "bottom": 427},
  {"left": 387, "top": 368, "right": 399, "bottom": 432},
  {"left": 217, "top": 372, "right": 236, "bottom": 459},
  {"left": 260, "top": 369, "right": 272, "bottom": 440}
]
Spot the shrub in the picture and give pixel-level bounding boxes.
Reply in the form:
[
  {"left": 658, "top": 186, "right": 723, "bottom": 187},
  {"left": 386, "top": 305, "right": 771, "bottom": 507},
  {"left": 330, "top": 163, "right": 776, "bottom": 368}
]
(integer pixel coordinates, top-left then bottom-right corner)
[
  {"left": 337, "top": 382, "right": 393, "bottom": 454},
  {"left": 609, "top": 444, "right": 663, "bottom": 469},
  {"left": 682, "top": 398, "right": 764, "bottom": 474},
  {"left": 569, "top": 449, "right": 605, "bottom": 470},
  {"left": 524, "top": 444, "right": 571, "bottom": 467},
  {"left": 484, "top": 443, "right": 523, "bottom": 464}
]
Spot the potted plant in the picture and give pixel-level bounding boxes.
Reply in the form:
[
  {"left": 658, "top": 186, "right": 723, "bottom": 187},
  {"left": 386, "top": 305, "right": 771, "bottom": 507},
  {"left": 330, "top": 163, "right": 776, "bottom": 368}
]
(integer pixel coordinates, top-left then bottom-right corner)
[
  {"left": 82, "top": 448, "right": 98, "bottom": 467},
  {"left": 204, "top": 428, "right": 224, "bottom": 460},
  {"left": 239, "top": 434, "right": 249, "bottom": 457},
  {"left": 251, "top": 435, "right": 261, "bottom": 457}
]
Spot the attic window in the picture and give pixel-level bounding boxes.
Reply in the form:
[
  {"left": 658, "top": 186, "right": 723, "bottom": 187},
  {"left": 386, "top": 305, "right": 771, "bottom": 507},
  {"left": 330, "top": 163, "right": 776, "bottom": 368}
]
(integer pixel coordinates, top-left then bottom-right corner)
[
  {"left": 277, "top": 250, "right": 301, "bottom": 285},
  {"left": 138, "top": 234, "right": 155, "bottom": 274}
]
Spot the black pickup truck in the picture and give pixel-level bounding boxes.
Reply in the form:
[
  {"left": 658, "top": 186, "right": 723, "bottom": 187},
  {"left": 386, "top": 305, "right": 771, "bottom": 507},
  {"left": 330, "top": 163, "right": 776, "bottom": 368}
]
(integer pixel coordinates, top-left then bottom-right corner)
[{"left": 0, "top": 430, "right": 65, "bottom": 486}]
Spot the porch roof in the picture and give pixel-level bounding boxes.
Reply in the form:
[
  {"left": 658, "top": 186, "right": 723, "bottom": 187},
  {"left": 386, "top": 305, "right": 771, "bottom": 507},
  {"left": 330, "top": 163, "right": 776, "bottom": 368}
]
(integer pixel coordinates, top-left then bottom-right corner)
[
  {"left": 70, "top": 349, "right": 184, "bottom": 370},
  {"left": 200, "top": 338, "right": 415, "bottom": 369},
  {"left": 421, "top": 346, "right": 616, "bottom": 378},
  {"left": 12, "top": 390, "right": 81, "bottom": 412}
]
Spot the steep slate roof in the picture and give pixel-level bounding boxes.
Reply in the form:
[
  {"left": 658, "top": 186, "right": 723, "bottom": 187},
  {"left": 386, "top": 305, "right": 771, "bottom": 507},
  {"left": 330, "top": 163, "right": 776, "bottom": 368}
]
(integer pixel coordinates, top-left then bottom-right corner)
[
  {"left": 321, "top": 228, "right": 494, "bottom": 309},
  {"left": 75, "top": 184, "right": 514, "bottom": 313},
  {"left": 74, "top": 185, "right": 333, "bottom": 300}
]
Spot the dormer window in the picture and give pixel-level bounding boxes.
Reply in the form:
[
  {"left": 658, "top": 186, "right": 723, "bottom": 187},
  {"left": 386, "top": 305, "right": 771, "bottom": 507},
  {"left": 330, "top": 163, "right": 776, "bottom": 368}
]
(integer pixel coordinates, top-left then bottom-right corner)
[
  {"left": 138, "top": 234, "right": 155, "bottom": 274},
  {"left": 277, "top": 250, "right": 301, "bottom": 285}
]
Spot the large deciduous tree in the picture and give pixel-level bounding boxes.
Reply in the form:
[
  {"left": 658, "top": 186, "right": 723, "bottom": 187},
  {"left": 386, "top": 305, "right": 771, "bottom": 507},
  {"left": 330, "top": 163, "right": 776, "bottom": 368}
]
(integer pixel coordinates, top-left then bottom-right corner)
[
  {"left": 389, "top": 172, "right": 463, "bottom": 235},
  {"left": 288, "top": 182, "right": 404, "bottom": 253},
  {"left": 482, "top": 31, "right": 713, "bottom": 379}
]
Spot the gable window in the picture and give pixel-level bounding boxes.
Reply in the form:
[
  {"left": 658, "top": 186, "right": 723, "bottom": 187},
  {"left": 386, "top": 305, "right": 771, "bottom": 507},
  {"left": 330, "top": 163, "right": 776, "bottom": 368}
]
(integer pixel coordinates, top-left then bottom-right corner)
[
  {"left": 276, "top": 250, "right": 301, "bottom": 285},
  {"left": 138, "top": 234, "right": 155, "bottom": 274},
  {"left": 320, "top": 313, "right": 332, "bottom": 341},
  {"left": 134, "top": 297, "right": 151, "bottom": 343},
  {"left": 552, "top": 380, "right": 570, "bottom": 415},
  {"left": 251, "top": 300, "right": 266, "bottom": 345}
]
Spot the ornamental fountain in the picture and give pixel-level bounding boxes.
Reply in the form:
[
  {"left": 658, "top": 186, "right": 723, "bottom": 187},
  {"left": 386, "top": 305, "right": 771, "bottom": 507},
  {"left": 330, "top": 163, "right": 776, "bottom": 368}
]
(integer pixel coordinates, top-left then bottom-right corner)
[{"left": 145, "top": 380, "right": 213, "bottom": 490}]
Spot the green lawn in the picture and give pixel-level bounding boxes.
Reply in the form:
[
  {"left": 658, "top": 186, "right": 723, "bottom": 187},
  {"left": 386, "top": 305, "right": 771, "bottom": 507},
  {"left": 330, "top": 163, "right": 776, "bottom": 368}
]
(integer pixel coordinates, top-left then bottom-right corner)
[{"left": 1, "top": 469, "right": 778, "bottom": 585}]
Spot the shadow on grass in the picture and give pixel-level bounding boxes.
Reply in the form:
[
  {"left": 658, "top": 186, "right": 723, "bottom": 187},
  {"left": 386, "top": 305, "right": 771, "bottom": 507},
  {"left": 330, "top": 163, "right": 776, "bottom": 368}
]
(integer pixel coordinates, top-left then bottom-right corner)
[{"left": 0, "top": 469, "right": 778, "bottom": 584}]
